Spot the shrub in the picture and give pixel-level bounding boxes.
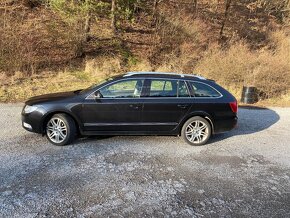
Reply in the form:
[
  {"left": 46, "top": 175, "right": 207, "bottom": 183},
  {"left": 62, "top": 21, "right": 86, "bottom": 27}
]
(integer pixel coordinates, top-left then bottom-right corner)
[{"left": 194, "top": 32, "right": 290, "bottom": 99}]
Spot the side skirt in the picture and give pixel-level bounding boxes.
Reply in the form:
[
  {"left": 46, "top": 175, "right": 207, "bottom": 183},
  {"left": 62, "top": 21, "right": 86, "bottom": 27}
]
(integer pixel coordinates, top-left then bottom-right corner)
[{"left": 80, "top": 130, "right": 179, "bottom": 136}]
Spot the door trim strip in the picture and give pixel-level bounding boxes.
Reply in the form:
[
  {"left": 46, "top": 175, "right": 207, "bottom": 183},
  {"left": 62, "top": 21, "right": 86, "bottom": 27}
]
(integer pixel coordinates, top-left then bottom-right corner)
[{"left": 84, "top": 122, "right": 178, "bottom": 127}]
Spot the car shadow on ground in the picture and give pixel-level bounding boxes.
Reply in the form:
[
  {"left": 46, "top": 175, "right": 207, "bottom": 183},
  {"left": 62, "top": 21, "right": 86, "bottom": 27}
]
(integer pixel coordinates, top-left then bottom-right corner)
[
  {"left": 75, "top": 135, "right": 116, "bottom": 145},
  {"left": 209, "top": 106, "right": 280, "bottom": 144}
]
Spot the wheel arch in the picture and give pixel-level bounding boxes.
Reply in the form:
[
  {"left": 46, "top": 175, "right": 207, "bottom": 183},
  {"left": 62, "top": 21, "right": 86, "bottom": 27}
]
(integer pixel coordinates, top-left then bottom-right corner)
[
  {"left": 179, "top": 112, "right": 215, "bottom": 135},
  {"left": 41, "top": 110, "right": 81, "bottom": 135}
]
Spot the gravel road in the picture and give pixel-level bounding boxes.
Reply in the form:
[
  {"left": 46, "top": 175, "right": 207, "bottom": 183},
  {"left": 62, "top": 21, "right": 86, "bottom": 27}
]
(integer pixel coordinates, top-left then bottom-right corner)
[{"left": 0, "top": 104, "right": 290, "bottom": 217}]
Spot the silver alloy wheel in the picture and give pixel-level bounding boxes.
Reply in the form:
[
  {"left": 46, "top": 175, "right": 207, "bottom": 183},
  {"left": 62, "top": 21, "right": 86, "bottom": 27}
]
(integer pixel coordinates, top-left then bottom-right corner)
[
  {"left": 185, "top": 120, "right": 209, "bottom": 144},
  {"left": 46, "top": 118, "right": 67, "bottom": 144}
]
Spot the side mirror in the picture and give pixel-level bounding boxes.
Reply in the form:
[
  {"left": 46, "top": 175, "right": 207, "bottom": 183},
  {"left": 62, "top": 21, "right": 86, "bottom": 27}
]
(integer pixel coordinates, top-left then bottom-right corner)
[{"left": 94, "top": 91, "right": 103, "bottom": 99}]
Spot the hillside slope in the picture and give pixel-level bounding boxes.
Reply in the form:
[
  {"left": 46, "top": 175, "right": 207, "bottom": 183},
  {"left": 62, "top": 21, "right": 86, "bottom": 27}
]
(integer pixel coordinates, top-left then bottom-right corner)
[{"left": 0, "top": 0, "right": 289, "bottom": 104}]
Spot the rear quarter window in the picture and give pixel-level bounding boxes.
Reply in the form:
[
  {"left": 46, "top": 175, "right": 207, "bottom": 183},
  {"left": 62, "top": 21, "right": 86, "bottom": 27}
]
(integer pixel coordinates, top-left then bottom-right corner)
[{"left": 189, "top": 81, "right": 221, "bottom": 98}]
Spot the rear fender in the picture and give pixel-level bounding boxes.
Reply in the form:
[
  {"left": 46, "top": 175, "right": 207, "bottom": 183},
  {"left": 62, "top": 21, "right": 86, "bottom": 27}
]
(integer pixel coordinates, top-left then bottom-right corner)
[{"left": 177, "top": 111, "right": 215, "bottom": 134}]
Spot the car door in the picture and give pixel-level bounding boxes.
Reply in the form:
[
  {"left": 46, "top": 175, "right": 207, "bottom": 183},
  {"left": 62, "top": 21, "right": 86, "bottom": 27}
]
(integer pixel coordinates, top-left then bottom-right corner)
[
  {"left": 140, "top": 78, "right": 191, "bottom": 132},
  {"left": 81, "top": 78, "right": 145, "bottom": 132}
]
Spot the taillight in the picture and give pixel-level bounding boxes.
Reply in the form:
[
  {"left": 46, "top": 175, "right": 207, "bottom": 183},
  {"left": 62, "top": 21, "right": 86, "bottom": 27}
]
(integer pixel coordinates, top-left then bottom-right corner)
[{"left": 229, "top": 101, "right": 238, "bottom": 113}]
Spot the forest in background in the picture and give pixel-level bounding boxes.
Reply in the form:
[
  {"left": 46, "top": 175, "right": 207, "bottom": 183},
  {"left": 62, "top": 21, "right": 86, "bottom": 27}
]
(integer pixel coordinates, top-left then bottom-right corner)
[{"left": 0, "top": 0, "right": 290, "bottom": 105}]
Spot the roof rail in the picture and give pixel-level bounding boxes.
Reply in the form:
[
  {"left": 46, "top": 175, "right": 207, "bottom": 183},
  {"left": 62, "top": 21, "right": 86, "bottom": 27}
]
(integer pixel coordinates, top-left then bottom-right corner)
[{"left": 123, "top": 72, "right": 206, "bottom": 80}]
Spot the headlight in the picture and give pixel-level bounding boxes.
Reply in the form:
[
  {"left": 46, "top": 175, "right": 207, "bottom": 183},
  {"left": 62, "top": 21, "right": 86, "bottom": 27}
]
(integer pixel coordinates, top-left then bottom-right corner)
[{"left": 24, "top": 105, "right": 38, "bottom": 114}]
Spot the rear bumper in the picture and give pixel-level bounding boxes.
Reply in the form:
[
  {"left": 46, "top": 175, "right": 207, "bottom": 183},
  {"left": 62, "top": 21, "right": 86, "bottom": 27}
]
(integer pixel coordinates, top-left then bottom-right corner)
[{"left": 214, "top": 116, "right": 238, "bottom": 134}]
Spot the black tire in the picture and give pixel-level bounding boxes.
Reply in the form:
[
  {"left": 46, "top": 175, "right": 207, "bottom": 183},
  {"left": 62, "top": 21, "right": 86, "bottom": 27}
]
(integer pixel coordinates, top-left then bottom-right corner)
[
  {"left": 181, "top": 116, "right": 212, "bottom": 146},
  {"left": 45, "top": 113, "right": 77, "bottom": 146}
]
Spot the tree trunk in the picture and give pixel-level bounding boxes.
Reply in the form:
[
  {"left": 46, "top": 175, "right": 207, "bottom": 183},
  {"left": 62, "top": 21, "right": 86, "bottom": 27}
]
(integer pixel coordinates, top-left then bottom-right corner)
[
  {"left": 220, "top": 0, "right": 232, "bottom": 38},
  {"left": 111, "top": 0, "right": 116, "bottom": 34},
  {"left": 84, "top": 12, "right": 91, "bottom": 42},
  {"left": 152, "top": 0, "right": 159, "bottom": 26},
  {"left": 153, "top": 0, "right": 158, "bottom": 16},
  {"left": 192, "top": 0, "right": 198, "bottom": 16},
  {"left": 3, "top": 1, "right": 7, "bottom": 28}
]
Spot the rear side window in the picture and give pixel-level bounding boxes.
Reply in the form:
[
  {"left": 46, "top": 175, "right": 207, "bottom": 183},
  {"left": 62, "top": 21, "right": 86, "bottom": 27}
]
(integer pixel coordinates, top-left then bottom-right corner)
[
  {"left": 149, "top": 79, "right": 177, "bottom": 97},
  {"left": 178, "top": 80, "right": 190, "bottom": 97},
  {"left": 190, "top": 82, "right": 221, "bottom": 98}
]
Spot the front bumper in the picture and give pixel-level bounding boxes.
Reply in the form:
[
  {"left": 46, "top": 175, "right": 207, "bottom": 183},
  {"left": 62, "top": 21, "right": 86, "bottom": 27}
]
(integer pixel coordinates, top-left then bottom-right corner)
[{"left": 21, "top": 107, "right": 47, "bottom": 134}]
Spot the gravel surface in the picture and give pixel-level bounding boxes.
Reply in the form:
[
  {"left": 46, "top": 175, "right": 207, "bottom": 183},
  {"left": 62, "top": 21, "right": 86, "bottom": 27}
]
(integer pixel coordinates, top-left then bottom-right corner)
[{"left": 0, "top": 104, "right": 290, "bottom": 217}]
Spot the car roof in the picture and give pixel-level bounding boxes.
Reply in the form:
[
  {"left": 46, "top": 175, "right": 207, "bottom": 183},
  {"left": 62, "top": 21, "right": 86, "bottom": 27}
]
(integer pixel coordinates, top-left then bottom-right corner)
[{"left": 121, "top": 72, "right": 208, "bottom": 81}]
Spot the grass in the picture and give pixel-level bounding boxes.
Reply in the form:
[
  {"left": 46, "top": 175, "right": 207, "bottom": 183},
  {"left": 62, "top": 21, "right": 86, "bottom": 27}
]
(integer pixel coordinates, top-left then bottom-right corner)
[
  {"left": 252, "top": 93, "right": 290, "bottom": 107},
  {"left": 0, "top": 71, "right": 102, "bottom": 102},
  {"left": 1, "top": 70, "right": 289, "bottom": 107}
]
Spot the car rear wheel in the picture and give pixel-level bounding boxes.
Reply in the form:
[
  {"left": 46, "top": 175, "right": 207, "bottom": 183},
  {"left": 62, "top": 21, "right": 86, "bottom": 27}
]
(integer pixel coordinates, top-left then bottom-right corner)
[
  {"left": 46, "top": 114, "right": 76, "bottom": 146},
  {"left": 181, "top": 116, "right": 211, "bottom": 146}
]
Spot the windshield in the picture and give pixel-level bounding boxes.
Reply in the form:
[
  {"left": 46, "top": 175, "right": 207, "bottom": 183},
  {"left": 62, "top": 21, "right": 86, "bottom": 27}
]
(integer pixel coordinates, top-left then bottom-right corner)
[{"left": 80, "top": 77, "right": 114, "bottom": 94}]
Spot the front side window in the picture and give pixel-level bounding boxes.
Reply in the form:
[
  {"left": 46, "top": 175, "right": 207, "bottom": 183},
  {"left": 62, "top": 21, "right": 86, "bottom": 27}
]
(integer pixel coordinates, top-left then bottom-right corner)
[
  {"left": 99, "top": 79, "right": 144, "bottom": 98},
  {"left": 190, "top": 82, "right": 221, "bottom": 98},
  {"left": 149, "top": 79, "right": 177, "bottom": 97}
]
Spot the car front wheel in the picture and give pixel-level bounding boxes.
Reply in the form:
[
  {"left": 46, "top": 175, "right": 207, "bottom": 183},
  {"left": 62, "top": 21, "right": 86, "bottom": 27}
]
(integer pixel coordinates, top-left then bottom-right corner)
[
  {"left": 181, "top": 116, "right": 211, "bottom": 146},
  {"left": 46, "top": 114, "right": 76, "bottom": 146}
]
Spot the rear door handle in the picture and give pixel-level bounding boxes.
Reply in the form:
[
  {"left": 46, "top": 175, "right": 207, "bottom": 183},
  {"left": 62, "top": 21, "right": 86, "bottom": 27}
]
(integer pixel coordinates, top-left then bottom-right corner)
[
  {"left": 129, "top": 104, "right": 141, "bottom": 110},
  {"left": 177, "top": 104, "right": 189, "bottom": 109}
]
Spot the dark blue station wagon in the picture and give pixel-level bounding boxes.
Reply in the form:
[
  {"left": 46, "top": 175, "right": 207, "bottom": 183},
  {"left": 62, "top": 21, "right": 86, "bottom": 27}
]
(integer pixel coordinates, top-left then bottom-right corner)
[{"left": 22, "top": 72, "right": 238, "bottom": 146}]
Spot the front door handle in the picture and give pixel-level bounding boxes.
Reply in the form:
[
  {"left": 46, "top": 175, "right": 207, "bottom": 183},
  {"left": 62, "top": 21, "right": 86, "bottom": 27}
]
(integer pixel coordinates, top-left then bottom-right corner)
[{"left": 177, "top": 104, "right": 189, "bottom": 109}]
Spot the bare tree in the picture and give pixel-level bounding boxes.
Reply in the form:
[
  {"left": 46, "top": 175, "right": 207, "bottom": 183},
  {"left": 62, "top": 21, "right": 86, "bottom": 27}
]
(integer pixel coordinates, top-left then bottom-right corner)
[{"left": 220, "top": 0, "right": 232, "bottom": 38}]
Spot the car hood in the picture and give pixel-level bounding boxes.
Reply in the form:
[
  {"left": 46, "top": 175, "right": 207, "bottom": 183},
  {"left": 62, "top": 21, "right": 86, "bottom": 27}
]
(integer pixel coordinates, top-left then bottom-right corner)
[{"left": 25, "top": 91, "right": 78, "bottom": 105}]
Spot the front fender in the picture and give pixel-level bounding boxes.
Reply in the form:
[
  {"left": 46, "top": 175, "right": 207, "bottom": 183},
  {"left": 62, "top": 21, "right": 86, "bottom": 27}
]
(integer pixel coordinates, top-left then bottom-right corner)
[{"left": 40, "top": 106, "right": 83, "bottom": 134}]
